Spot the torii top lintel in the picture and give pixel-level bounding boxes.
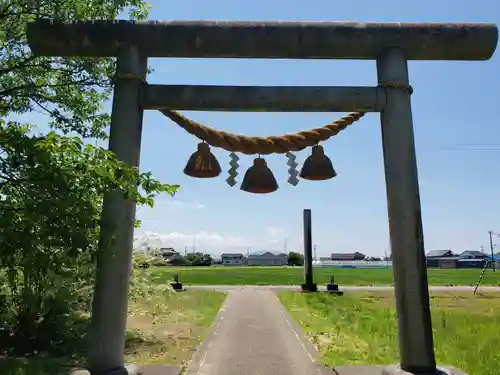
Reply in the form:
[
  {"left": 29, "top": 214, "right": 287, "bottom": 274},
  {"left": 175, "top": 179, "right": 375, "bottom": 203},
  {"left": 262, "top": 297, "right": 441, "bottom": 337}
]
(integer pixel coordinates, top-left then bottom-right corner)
[{"left": 26, "top": 20, "right": 498, "bottom": 61}]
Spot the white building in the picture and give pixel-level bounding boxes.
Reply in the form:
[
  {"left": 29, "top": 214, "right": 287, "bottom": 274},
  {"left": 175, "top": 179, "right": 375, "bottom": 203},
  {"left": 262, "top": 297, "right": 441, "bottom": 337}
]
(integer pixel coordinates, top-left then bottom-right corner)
[
  {"left": 247, "top": 251, "right": 287, "bottom": 266},
  {"left": 221, "top": 253, "right": 246, "bottom": 266}
]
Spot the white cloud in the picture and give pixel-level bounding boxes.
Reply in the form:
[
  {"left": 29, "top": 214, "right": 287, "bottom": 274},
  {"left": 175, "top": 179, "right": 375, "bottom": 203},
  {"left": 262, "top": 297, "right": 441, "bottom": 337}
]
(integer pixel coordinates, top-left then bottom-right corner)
[
  {"left": 264, "top": 226, "right": 284, "bottom": 240},
  {"left": 133, "top": 231, "right": 249, "bottom": 255},
  {"left": 133, "top": 229, "right": 300, "bottom": 256}
]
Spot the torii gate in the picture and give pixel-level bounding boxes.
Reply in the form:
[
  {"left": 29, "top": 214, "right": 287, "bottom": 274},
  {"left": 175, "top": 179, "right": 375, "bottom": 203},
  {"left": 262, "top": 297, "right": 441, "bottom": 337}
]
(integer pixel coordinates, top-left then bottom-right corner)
[{"left": 27, "top": 20, "right": 498, "bottom": 375}]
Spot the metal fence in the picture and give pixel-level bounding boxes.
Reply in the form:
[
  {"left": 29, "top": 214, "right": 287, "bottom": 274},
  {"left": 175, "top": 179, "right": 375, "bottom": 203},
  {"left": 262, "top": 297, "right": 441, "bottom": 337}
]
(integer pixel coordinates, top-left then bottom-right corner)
[{"left": 312, "top": 260, "right": 392, "bottom": 268}]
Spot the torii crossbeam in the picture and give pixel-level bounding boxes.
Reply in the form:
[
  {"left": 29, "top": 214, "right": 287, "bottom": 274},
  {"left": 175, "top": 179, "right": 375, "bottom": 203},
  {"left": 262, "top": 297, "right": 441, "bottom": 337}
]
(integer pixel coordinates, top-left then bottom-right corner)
[{"left": 26, "top": 20, "right": 498, "bottom": 375}]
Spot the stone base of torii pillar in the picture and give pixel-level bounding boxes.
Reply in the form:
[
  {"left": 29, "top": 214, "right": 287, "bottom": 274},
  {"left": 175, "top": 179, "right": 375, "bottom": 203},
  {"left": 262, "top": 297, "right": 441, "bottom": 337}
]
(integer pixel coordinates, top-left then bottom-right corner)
[
  {"left": 331, "top": 365, "right": 468, "bottom": 375},
  {"left": 70, "top": 363, "right": 181, "bottom": 375}
]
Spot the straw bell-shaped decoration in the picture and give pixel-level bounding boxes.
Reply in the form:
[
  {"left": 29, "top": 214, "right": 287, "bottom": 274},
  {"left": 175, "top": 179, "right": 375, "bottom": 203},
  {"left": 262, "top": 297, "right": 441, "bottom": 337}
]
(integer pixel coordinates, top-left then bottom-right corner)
[
  {"left": 240, "top": 157, "right": 279, "bottom": 194},
  {"left": 299, "top": 145, "right": 337, "bottom": 181},
  {"left": 183, "top": 142, "right": 221, "bottom": 178}
]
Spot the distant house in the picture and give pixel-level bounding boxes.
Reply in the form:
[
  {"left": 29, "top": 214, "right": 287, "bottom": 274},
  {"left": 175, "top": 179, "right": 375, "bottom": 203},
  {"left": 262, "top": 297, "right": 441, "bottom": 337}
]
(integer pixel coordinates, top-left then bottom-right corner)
[
  {"left": 158, "top": 247, "right": 177, "bottom": 256},
  {"left": 330, "top": 252, "right": 366, "bottom": 261},
  {"left": 425, "top": 249, "right": 458, "bottom": 268},
  {"left": 247, "top": 251, "right": 287, "bottom": 266},
  {"left": 426, "top": 250, "right": 454, "bottom": 258},
  {"left": 221, "top": 253, "right": 245, "bottom": 266},
  {"left": 457, "top": 250, "right": 489, "bottom": 269},
  {"left": 154, "top": 248, "right": 183, "bottom": 264},
  {"left": 459, "top": 250, "right": 488, "bottom": 259}
]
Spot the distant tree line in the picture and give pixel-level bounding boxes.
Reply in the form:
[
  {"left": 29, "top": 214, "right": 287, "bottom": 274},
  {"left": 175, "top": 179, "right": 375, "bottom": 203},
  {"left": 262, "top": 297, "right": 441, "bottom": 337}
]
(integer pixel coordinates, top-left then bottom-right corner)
[
  {"left": 287, "top": 252, "right": 304, "bottom": 266},
  {"left": 137, "top": 250, "right": 305, "bottom": 267},
  {"left": 134, "top": 249, "right": 213, "bottom": 267},
  {"left": 172, "top": 252, "right": 213, "bottom": 266}
]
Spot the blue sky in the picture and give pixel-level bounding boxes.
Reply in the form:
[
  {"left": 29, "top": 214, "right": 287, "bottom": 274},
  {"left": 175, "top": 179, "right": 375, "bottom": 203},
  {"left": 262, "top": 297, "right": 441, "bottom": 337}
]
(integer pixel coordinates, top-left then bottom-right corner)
[
  {"left": 133, "top": 0, "right": 500, "bottom": 256},
  {"left": 17, "top": 0, "right": 500, "bottom": 257}
]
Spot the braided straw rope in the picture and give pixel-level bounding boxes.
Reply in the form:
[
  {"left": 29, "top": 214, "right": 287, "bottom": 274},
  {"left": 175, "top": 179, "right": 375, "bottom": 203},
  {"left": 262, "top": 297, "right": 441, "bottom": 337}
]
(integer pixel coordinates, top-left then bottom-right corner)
[{"left": 160, "top": 110, "right": 365, "bottom": 155}]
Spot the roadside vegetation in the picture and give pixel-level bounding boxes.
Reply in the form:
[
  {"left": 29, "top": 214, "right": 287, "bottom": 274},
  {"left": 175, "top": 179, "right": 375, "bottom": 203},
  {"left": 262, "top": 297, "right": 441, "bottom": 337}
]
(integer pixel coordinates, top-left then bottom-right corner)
[
  {"left": 0, "top": 263, "right": 226, "bottom": 375},
  {"left": 279, "top": 291, "right": 500, "bottom": 375}
]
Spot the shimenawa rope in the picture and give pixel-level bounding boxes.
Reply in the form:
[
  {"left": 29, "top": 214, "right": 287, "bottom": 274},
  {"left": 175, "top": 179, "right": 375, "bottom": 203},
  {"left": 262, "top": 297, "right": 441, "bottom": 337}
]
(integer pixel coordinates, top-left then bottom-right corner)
[{"left": 160, "top": 110, "right": 365, "bottom": 155}]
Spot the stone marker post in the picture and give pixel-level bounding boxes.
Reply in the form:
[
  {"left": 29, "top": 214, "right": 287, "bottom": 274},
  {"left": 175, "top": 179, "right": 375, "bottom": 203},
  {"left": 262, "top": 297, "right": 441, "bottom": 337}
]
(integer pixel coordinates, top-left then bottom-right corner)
[{"left": 301, "top": 209, "right": 317, "bottom": 292}]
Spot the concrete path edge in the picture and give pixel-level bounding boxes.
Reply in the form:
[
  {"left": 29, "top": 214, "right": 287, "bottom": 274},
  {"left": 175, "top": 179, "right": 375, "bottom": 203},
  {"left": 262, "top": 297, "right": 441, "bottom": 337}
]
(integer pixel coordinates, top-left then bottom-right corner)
[{"left": 183, "top": 291, "right": 232, "bottom": 375}]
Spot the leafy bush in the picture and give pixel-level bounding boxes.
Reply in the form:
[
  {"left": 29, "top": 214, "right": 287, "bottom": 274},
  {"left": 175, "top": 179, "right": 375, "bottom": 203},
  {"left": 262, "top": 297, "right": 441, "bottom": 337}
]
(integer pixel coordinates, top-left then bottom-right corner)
[
  {"left": 128, "top": 261, "right": 174, "bottom": 304},
  {"left": 133, "top": 254, "right": 152, "bottom": 269},
  {"left": 149, "top": 258, "right": 169, "bottom": 267}
]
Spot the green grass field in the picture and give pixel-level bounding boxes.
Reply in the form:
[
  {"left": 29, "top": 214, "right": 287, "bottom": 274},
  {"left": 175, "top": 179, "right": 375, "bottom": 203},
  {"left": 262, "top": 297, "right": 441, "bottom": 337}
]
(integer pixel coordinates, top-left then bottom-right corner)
[
  {"left": 278, "top": 291, "right": 500, "bottom": 375},
  {"left": 150, "top": 266, "right": 500, "bottom": 286}
]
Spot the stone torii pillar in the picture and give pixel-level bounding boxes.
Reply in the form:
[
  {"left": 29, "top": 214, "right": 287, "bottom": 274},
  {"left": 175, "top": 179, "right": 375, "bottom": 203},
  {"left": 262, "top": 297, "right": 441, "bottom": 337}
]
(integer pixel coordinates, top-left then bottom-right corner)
[{"left": 26, "top": 20, "right": 498, "bottom": 375}]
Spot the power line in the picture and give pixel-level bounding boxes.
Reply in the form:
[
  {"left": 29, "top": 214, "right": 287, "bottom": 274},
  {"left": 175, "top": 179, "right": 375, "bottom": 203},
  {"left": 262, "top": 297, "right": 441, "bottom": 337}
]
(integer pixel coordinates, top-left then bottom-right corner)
[{"left": 341, "top": 144, "right": 500, "bottom": 153}]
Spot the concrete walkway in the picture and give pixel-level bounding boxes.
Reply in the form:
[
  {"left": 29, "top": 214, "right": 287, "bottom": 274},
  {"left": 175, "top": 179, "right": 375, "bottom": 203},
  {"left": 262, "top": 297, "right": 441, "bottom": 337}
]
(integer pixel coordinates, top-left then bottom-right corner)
[
  {"left": 183, "top": 285, "right": 488, "bottom": 375},
  {"left": 185, "top": 287, "right": 332, "bottom": 375}
]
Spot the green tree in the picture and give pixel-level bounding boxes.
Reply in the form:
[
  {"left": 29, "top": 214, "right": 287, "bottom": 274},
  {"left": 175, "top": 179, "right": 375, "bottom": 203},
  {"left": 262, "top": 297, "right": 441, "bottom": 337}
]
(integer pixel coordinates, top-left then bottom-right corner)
[
  {"left": 1, "top": 0, "right": 151, "bottom": 136},
  {"left": 287, "top": 251, "right": 304, "bottom": 266},
  {"left": 0, "top": 0, "right": 179, "bottom": 355},
  {"left": 169, "top": 255, "right": 189, "bottom": 266},
  {"left": 186, "top": 252, "right": 213, "bottom": 266}
]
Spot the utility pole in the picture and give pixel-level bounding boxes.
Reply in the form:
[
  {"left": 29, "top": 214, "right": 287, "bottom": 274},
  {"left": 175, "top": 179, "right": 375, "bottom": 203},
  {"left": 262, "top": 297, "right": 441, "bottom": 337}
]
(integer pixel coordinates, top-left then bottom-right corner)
[
  {"left": 488, "top": 231, "right": 496, "bottom": 271},
  {"left": 284, "top": 236, "right": 288, "bottom": 253},
  {"left": 313, "top": 245, "right": 317, "bottom": 261},
  {"left": 480, "top": 244, "right": 485, "bottom": 253}
]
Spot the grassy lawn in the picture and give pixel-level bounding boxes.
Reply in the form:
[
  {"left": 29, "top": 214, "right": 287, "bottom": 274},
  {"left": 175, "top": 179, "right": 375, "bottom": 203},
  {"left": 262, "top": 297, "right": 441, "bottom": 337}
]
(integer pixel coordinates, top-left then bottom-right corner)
[
  {"left": 125, "top": 288, "right": 225, "bottom": 367},
  {"left": 0, "top": 288, "right": 226, "bottom": 375},
  {"left": 150, "top": 266, "right": 500, "bottom": 286},
  {"left": 278, "top": 291, "right": 500, "bottom": 375}
]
